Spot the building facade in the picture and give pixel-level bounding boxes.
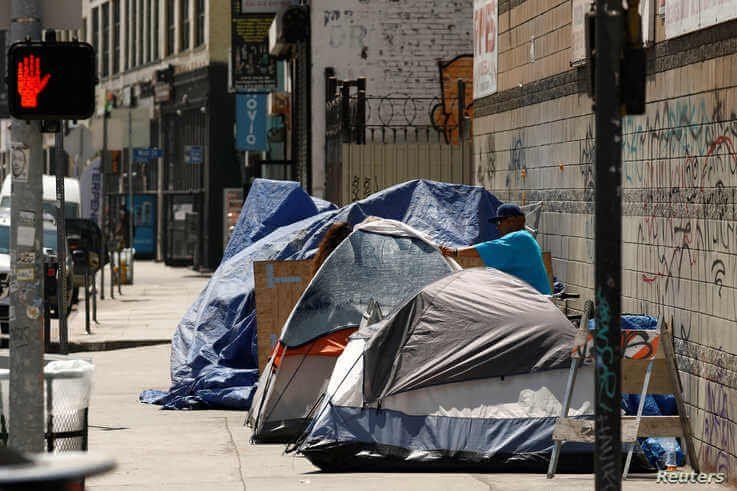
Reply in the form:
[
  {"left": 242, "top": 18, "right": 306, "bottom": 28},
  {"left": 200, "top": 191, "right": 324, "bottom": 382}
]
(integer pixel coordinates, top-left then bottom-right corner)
[
  {"left": 270, "top": 0, "right": 475, "bottom": 199},
  {"left": 473, "top": 0, "right": 737, "bottom": 483},
  {"left": 83, "top": 0, "right": 239, "bottom": 270}
]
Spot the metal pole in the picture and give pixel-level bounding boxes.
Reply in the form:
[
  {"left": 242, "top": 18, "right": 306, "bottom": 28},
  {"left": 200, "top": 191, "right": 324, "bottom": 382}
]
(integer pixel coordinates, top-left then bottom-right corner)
[
  {"left": 84, "top": 273, "right": 90, "bottom": 334},
  {"left": 457, "top": 78, "right": 466, "bottom": 183},
  {"left": 127, "top": 106, "right": 134, "bottom": 284},
  {"left": 55, "top": 123, "right": 68, "bottom": 355},
  {"left": 594, "top": 0, "right": 624, "bottom": 489},
  {"left": 100, "top": 111, "right": 108, "bottom": 300},
  {"left": 8, "top": 0, "right": 45, "bottom": 453}
]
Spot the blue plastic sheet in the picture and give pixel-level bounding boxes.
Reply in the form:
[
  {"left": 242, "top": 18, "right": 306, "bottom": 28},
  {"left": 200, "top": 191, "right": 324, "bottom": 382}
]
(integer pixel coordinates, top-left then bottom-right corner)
[{"left": 141, "top": 179, "right": 502, "bottom": 410}]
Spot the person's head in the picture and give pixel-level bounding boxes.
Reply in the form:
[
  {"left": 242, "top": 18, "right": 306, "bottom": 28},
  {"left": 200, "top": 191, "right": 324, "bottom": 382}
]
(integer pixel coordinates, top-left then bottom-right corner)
[
  {"left": 312, "top": 222, "right": 353, "bottom": 275},
  {"left": 489, "top": 203, "right": 526, "bottom": 237}
]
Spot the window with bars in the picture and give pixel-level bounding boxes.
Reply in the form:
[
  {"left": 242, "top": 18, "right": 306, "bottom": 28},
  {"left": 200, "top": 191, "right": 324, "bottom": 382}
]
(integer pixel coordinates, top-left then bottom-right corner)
[
  {"left": 131, "top": 0, "right": 137, "bottom": 66},
  {"left": 124, "top": 0, "right": 129, "bottom": 69},
  {"left": 166, "top": 0, "right": 175, "bottom": 56},
  {"left": 145, "top": 0, "right": 151, "bottom": 63},
  {"left": 113, "top": 0, "right": 120, "bottom": 73},
  {"left": 91, "top": 7, "right": 99, "bottom": 73},
  {"left": 181, "top": 0, "right": 190, "bottom": 51},
  {"left": 138, "top": 0, "right": 144, "bottom": 64},
  {"left": 153, "top": 0, "right": 160, "bottom": 60},
  {"left": 101, "top": 2, "right": 110, "bottom": 77},
  {"left": 195, "top": 0, "right": 204, "bottom": 47}
]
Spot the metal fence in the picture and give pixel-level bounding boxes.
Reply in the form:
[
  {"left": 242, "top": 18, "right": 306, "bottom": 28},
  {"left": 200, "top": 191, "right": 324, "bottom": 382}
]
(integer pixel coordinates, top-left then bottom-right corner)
[{"left": 324, "top": 75, "right": 473, "bottom": 205}]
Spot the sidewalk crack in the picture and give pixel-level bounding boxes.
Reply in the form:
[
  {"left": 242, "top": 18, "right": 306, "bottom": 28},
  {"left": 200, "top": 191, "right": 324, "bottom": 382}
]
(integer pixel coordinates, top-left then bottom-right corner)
[{"left": 225, "top": 416, "right": 247, "bottom": 491}]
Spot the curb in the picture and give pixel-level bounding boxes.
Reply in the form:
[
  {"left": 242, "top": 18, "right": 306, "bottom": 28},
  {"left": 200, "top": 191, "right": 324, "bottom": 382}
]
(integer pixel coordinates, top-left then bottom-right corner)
[{"left": 46, "top": 339, "right": 171, "bottom": 353}]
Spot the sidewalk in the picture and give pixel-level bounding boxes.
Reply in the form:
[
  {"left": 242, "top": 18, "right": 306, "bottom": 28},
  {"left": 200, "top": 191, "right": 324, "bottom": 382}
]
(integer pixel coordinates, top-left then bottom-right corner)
[
  {"left": 61, "top": 261, "right": 210, "bottom": 350},
  {"left": 85, "top": 344, "right": 727, "bottom": 490}
]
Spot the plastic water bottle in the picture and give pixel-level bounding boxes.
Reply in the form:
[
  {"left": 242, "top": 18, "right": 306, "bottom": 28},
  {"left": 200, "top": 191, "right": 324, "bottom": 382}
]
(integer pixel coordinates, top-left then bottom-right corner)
[{"left": 661, "top": 437, "right": 679, "bottom": 471}]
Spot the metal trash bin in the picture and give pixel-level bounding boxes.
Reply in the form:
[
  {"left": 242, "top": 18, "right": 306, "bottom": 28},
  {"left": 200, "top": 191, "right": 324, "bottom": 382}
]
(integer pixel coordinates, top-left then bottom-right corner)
[
  {"left": 0, "top": 359, "right": 94, "bottom": 452},
  {"left": 120, "top": 248, "right": 135, "bottom": 285}
]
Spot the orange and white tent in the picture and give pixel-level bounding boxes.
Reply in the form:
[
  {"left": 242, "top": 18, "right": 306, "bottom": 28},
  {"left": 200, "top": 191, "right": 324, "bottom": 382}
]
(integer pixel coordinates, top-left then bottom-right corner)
[{"left": 247, "top": 219, "right": 457, "bottom": 443}]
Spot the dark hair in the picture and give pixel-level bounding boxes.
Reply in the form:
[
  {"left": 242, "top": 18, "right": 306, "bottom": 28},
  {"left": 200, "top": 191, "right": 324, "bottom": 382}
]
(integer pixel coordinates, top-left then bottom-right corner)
[{"left": 312, "top": 222, "right": 353, "bottom": 275}]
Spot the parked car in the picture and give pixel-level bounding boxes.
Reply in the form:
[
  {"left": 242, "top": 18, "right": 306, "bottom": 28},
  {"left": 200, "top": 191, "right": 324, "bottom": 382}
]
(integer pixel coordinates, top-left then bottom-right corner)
[
  {"left": 1, "top": 175, "right": 85, "bottom": 303},
  {"left": 0, "top": 213, "right": 73, "bottom": 334}
]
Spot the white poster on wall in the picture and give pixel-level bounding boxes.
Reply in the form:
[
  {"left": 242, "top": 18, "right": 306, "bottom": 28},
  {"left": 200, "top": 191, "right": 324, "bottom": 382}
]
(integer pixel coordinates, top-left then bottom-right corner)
[
  {"left": 571, "top": 0, "right": 653, "bottom": 62},
  {"left": 570, "top": 0, "right": 590, "bottom": 65},
  {"left": 666, "top": 0, "right": 737, "bottom": 38},
  {"left": 473, "top": 0, "right": 498, "bottom": 99}
]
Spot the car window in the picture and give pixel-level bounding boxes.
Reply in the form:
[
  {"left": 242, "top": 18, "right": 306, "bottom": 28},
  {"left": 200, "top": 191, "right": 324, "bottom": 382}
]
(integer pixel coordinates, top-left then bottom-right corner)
[
  {"left": 43, "top": 229, "right": 57, "bottom": 251},
  {"left": 0, "top": 225, "right": 8, "bottom": 254}
]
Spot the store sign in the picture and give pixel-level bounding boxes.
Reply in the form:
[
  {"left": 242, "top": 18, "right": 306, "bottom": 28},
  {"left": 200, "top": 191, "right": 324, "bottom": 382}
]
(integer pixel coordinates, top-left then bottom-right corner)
[
  {"left": 231, "top": 13, "right": 277, "bottom": 92},
  {"left": 236, "top": 93, "right": 268, "bottom": 151},
  {"left": 237, "top": 0, "right": 297, "bottom": 13},
  {"left": 473, "top": 0, "right": 498, "bottom": 99},
  {"left": 666, "top": 0, "right": 737, "bottom": 38}
]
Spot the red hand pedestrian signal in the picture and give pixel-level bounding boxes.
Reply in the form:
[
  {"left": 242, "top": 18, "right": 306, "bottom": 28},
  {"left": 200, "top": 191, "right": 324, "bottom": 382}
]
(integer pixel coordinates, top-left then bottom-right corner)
[{"left": 17, "top": 54, "right": 51, "bottom": 109}]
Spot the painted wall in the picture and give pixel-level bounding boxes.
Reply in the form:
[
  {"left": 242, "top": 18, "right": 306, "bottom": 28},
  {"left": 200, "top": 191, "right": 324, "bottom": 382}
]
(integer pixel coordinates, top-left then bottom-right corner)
[
  {"left": 474, "top": 1, "right": 737, "bottom": 483},
  {"left": 310, "top": 0, "right": 473, "bottom": 198}
]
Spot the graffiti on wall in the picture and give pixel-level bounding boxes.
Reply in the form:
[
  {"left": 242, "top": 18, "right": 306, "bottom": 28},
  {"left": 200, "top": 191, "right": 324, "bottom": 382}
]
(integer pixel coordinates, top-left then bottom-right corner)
[{"left": 623, "top": 95, "right": 737, "bottom": 480}]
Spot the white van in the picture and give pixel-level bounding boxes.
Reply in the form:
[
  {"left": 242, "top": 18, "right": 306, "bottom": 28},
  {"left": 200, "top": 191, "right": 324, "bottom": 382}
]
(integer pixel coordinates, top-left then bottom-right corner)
[{"left": 0, "top": 175, "right": 82, "bottom": 218}]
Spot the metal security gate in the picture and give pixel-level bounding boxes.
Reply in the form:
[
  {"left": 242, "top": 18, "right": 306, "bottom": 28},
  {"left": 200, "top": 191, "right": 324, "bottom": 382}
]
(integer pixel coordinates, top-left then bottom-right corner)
[{"left": 325, "top": 74, "right": 473, "bottom": 206}]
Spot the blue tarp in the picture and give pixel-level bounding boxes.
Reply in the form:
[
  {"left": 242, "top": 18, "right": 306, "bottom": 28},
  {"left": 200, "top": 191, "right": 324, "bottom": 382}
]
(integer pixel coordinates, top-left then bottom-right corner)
[
  {"left": 140, "top": 179, "right": 502, "bottom": 410},
  {"left": 589, "top": 315, "right": 685, "bottom": 469}
]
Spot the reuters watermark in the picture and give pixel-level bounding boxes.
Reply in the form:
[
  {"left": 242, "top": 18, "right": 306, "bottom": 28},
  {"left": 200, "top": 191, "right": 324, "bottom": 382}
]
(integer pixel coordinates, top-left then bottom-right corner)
[{"left": 656, "top": 471, "right": 726, "bottom": 484}]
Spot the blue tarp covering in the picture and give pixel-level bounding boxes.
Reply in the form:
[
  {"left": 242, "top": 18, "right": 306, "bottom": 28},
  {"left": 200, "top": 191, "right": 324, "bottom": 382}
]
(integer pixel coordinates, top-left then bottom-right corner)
[
  {"left": 140, "top": 179, "right": 502, "bottom": 410},
  {"left": 588, "top": 315, "right": 685, "bottom": 468}
]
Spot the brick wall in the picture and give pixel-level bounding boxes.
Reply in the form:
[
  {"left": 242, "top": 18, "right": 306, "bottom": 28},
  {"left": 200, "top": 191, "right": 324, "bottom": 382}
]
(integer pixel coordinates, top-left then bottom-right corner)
[
  {"left": 474, "top": 3, "right": 737, "bottom": 483},
  {"left": 310, "top": 0, "right": 473, "bottom": 197}
]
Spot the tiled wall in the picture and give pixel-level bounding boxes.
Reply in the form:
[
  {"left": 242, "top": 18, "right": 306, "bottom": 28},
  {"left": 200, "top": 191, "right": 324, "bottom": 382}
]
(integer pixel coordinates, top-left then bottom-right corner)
[{"left": 474, "top": 2, "right": 737, "bottom": 483}]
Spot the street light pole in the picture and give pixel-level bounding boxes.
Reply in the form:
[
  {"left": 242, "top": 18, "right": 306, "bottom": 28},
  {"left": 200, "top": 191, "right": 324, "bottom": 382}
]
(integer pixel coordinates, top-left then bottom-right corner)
[
  {"left": 8, "top": 0, "right": 45, "bottom": 452},
  {"left": 594, "top": 0, "right": 624, "bottom": 489}
]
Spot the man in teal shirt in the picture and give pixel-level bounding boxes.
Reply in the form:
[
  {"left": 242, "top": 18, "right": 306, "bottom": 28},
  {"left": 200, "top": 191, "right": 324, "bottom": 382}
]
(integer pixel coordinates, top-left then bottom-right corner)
[{"left": 440, "top": 203, "right": 552, "bottom": 295}]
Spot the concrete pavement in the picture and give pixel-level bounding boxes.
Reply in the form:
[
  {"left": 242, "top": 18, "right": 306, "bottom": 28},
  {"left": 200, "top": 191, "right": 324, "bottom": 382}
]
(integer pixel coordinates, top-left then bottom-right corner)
[
  {"left": 77, "top": 261, "right": 728, "bottom": 490},
  {"left": 86, "top": 345, "right": 727, "bottom": 490},
  {"left": 61, "top": 261, "right": 210, "bottom": 350}
]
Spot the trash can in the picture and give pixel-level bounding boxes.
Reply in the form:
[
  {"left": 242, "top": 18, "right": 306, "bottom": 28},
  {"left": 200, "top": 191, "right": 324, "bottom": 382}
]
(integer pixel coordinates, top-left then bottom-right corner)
[
  {"left": 120, "top": 248, "right": 135, "bottom": 285},
  {"left": 0, "top": 359, "right": 94, "bottom": 452}
]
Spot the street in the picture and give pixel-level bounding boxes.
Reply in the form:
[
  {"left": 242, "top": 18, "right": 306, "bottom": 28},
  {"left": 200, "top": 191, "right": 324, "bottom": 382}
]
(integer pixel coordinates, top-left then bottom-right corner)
[{"left": 81, "top": 262, "right": 723, "bottom": 491}]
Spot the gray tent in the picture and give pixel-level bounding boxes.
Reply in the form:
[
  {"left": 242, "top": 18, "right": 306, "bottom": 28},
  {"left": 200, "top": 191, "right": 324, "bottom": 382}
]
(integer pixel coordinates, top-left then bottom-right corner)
[
  {"left": 297, "top": 267, "right": 598, "bottom": 471},
  {"left": 247, "top": 219, "right": 456, "bottom": 443}
]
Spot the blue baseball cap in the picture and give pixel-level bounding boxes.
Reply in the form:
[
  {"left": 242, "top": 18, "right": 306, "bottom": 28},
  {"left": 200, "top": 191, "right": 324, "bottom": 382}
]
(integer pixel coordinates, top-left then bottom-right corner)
[{"left": 488, "top": 203, "right": 524, "bottom": 223}]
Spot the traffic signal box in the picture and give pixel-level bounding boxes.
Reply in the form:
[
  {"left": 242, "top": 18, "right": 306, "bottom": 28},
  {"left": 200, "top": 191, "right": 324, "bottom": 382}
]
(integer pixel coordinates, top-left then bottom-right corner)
[{"left": 7, "top": 42, "right": 96, "bottom": 120}]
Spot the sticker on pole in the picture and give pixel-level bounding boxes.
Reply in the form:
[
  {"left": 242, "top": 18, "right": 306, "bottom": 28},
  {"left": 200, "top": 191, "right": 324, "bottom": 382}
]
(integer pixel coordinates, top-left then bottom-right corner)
[{"left": 11, "top": 143, "right": 29, "bottom": 182}]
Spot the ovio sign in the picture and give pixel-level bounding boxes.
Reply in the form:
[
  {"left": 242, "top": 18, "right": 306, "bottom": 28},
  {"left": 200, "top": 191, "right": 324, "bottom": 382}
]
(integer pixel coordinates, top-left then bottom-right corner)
[{"left": 236, "top": 93, "right": 268, "bottom": 151}]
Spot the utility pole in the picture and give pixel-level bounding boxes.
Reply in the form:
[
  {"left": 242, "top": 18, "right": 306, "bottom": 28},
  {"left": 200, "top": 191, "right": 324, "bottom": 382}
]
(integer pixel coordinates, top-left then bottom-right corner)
[
  {"left": 127, "top": 101, "right": 133, "bottom": 282},
  {"left": 55, "top": 117, "right": 68, "bottom": 354},
  {"left": 8, "top": 0, "right": 45, "bottom": 452},
  {"left": 592, "top": 3, "right": 646, "bottom": 488}
]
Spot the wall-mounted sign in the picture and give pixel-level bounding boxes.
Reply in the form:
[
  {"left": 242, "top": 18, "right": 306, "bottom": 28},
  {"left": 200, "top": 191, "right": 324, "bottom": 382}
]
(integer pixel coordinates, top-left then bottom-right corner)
[
  {"left": 185, "top": 145, "right": 204, "bottom": 164},
  {"left": 236, "top": 93, "right": 268, "bottom": 151},
  {"left": 473, "top": 0, "right": 498, "bottom": 99},
  {"left": 666, "top": 0, "right": 737, "bottom": 38},
  {"left": 231, "top": 13, "right": 277, "bottom": 92},
  {"left": 154, "top": 84, "right": 172, "bottom": 103},
  {"left": 133, "top": 147, "right": 164, "bottom": 163}
]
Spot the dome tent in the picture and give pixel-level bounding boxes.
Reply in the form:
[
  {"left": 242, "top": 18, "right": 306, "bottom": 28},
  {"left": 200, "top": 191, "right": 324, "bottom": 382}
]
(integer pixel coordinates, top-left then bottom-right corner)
[
  {"left": 297, "top": 268, "right": 597, "bottom": 471},
  {"left": 247, "top": 219, "right": 457, "bottom": 443}
]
